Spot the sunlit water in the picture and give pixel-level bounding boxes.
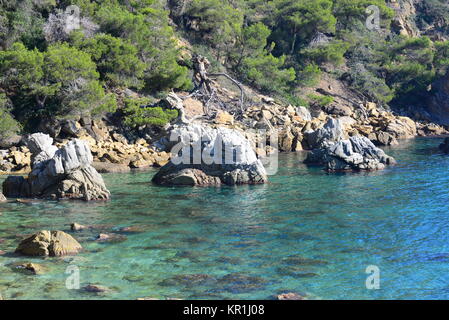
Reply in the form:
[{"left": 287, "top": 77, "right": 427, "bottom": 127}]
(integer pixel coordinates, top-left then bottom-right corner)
[{"left": 1, "top": 137, "right": 449, "bottom": 300}]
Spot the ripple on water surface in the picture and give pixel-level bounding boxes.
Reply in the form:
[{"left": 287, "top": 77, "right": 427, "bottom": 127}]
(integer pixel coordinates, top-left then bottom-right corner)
[{"left": 1, "top": 137, "right": 449, "bottom": 299}]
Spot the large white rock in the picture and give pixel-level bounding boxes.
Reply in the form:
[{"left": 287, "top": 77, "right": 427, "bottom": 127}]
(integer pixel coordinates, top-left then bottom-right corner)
[
  {"left": 305, "top": 135, "right": 396, "bottom": 171},
  {"left": 305, "top": 118, "right": 346, "bottom": 149},
  {"left": 153, "top": 124, "right": 268, "bottom": 186},
  {"left": 3, "top": 134, "right": 110, "bottom": 200}
]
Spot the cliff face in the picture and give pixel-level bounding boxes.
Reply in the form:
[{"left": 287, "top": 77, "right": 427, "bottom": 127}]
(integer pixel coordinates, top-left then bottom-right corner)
[
  {"left": 388, "top": 0, "right": 420, "bottom": 37},
  {"left": 428, "top": 71, "right": 449, "bottom": 126}
]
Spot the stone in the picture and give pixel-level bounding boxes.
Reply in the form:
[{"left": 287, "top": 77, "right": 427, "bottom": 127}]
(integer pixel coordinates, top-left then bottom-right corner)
[
  {"left": 0, "top": 134, "right": 22, "bottom": 149},
  {"left": 373, "top": 131, "right": 398, "bottom": 146},
  {"left": 183, "top": 98, "right": 204, "bottom": 119},
  {"left": 305, "top": 135, "right": 396, "bottom": 172},
  {"left": 71, "top": 223, "right": 87, "bottom": 231},
  {"left": 11, "top": 262, "right": 46, "bottom": 275},
  {"left": 152, "top": 124, "right": 267, "bottom": 186},
  {"left": 295, "top": 107, "right": 312, "bottom": 121},
  {"left": 16, "top": 230, "right": 82, "bottom": 257},
  {"left": 323, "top": 104, "right": 353, "bottom": 117},
  {"left": 386, "top": 116, "right": 417, "bottom": 139},
  {"left": 214, "top": 111, "right": 234, "bottom": 125},
  {"left": 60, "top": 120, "right": 81, "bottom": 137},
  {"left": 83, "top": 284, "right": 110, "bottom": 293},
  {"left": 277, "top": 292, "right": 307, "bottom": 300},
  {"left": 279, "top": 128, "right": 294, "bottom": 152},
  {"left": 0, "top": 193, "right": 6, "bottom": 202},
  {"left": 94, "top": 233, "right": 127, "bottom": 243},
  {"left": 3, "top": 136, "right": 110, "bottom": 201},
  {"left": 305, "top": 118, "right": 346, "bottom": 149},
  {"left": 22, "top": 133, "right": 58, "bottom": 165}
]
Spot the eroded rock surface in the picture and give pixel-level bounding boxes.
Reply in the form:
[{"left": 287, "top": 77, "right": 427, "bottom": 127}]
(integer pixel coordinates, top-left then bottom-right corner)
[
  {"left": 2, "top": 133, "right": 110, "bottom": 200},
  {"left": 15, "top": 230, "right": 82, "bottom": 257},
  {"left": 305, "top": 136, "right": 396, "bottom": 171},
  {"left": 152, "top": 124, "right": 267, "bottom": 186}
]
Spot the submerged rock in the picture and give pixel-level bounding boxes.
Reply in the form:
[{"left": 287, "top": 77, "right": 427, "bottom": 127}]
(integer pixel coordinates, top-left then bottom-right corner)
[
  {"left": 70, "top": 223, "right": 88, "bottom": 231},
  {"left": 15, "top": 230, "right": 82, "bottom": 257},
  {"left": 83, "top": 284, "right": 110, "bottom": 293},
  {"left": 10, "top": 262, "right": 46, "bottom": 275},
  {"left": 2, "top": 133, "right": 110, "bottom": 200},
  {"left": 305, "top": 135, "right": 396, "bottom": 171},
  {"left": 277, "top": 292, "right": 307, "bottom": 300},
  {"left": 152, "top": 124, "right": 267, "bottom": 186}
]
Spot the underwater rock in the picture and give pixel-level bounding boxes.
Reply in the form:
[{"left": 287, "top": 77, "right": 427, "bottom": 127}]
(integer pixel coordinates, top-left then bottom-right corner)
[
  {"left": 83, "top": 284, "right": 110, "bottom": 293},
  {"left": 152, "top": 124, "right": 267, "bottom": 186},
  {"left": 217, "top": 273, "right": 268, "bottom": 293},
  {"left": 2, "top": 134, "right": 110, "bottom": 200},
  {"left": 70, "top": 223, "right": 88, "bottom": 231},
  {"left": 94, "top": 233, "right": 127, "bottom": 243},
  {"left": 277, "top": 292, "right": 307, "bottom": 300},
  {"left": 10, "top": 262, "right": 46, "bottom": 275},
  {"left": 15, "top": 230, "right": 82, "bottom": 257},
  {"left": 305, "top": 135, "right": 396, "bottom": 171}
]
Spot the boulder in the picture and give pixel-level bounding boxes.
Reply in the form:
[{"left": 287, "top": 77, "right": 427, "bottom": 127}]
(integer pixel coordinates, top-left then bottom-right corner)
[
  {"left": 3, "top": 134, "right": 110, "bottom": 200},
  {"left": 277, "top": 292, "right": 307, "bottom": 300},
  {"left": 0, "top": 192, "right": 6, "bottom": 202},
  {"left": 323, "top": 104, "right": 353, "bottom": 117},
  {"left": 15, "top": 230, "right": 82, "bottom": 257},
  {"left": 296, "top": 106, "right": 312, "bottom": 121},
  {"left": 152, "top": 124, "right": 267, "bottom": 186},
  {"left": 369, "top": 131, "right": 399, "bottom": 146},
  {"left": 71, "top": 223, "right": 88, "bottom": 231},
  {"left": 10, "top": 262, "right": 46, "bottom": 275},
  {"left": 385, "top": 116, "right": 417, "bottom": 139},
  {"left": 214, "top": 111, "right": 234, "bottom": 125},
  {"left": 305, "top": 136, "right": 396, "bottom": 172},
  {"left": 305, "top": 118, "right": 345, "bottom": 149},
  {"left": 0, "top": 134, "right": 22, "bottom": 149}
]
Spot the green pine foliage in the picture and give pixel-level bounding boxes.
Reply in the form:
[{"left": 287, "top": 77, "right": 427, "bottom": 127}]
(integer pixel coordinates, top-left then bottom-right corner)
[
  {"left": 0, "top": 0, "right": 449, "bottom": 136},
  {"left": 123, "top": 97, "right": 179, "bottom": 127}
]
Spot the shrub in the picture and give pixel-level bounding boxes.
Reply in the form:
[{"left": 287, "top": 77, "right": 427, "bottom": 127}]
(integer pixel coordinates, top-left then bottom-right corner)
[{"left": 123, "top": 97, "right": 179, "bottom": 127}]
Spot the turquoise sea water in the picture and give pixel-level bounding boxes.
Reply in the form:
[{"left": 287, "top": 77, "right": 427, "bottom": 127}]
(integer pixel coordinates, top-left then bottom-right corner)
[{"left": 1, "top": 137, "right": 449, "bottom": 300}]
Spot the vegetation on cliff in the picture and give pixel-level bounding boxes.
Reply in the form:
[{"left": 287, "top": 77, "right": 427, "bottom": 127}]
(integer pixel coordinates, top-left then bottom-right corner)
[{"left": 0, "top": 0, "right": 448, "bottom": 138}]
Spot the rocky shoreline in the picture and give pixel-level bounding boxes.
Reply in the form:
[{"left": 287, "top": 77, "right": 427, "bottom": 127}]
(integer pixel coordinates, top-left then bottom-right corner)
[{"left": 1, "top": 92, "right": 447, "bottom": 178}]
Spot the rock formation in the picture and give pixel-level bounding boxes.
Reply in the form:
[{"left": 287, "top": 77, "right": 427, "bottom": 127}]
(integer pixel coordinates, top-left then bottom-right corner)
[
  {"left": 305, "top": 135, "right": 396, "bottom": 171},
  {"left": 428, "top": 70, "right": 449, "bottom": 126},
  {"left": 15, "top": 230, "right": 82, "bottom": 257},
  {"left": 305, "top": 118, "right": 346, "bottom": 149},
  {"left": 2, "top": 133, "right": 110, "bottom": 200},
  {"left": 152, "top": 124, "right": 267, "bottom": 186}
]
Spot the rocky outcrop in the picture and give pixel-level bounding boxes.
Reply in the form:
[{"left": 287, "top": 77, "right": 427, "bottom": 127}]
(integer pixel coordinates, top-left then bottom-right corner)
[
  {"left": 428, "top": 71, "right": 449, "bottom": 126},
  {"left": 2, "top": 134, "right": 110, "bottom": 200},
  {"left": 305, "top": 118, "right": 346, "bottom": 149},
  {"left": 305, "top": 136, "right": 396, "bottom": 171},
  {"left": 152, "top": 124, "right": 267, "bottom": 186},
  {"left": 15, "top": 230, "right": 82, "bottom": 257}
]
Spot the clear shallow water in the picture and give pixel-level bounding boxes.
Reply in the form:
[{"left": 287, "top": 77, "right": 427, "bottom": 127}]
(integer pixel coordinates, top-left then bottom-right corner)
[{"left": 1, "top": 137, "right": 449, "bottom": 300}]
